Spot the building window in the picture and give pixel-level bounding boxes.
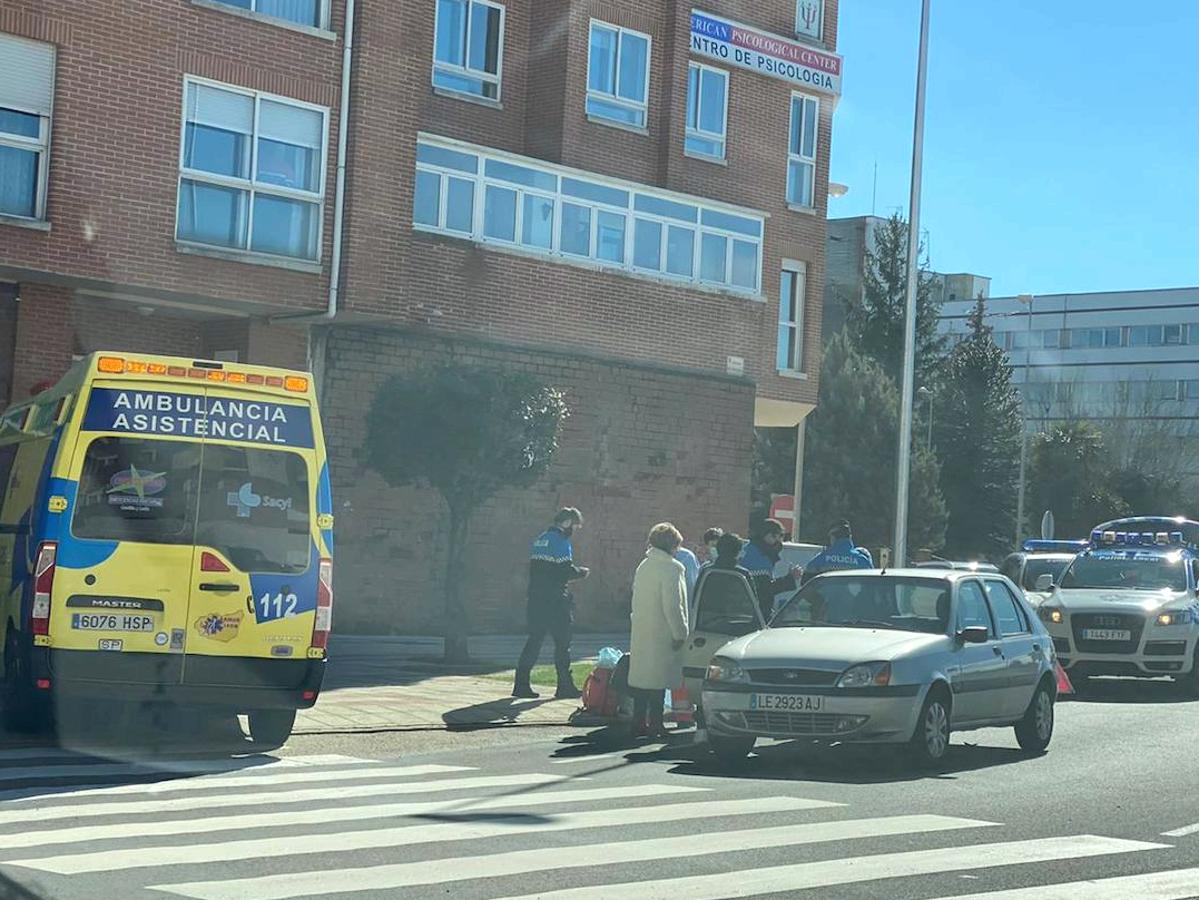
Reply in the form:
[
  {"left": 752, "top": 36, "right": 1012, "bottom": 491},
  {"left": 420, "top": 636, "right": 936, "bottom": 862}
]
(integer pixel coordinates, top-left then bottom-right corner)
[
  {"left": 685, "top": 63, "right": 728, "bottom": 160},
  {"left": 0, "top": 34, "right": 55, "bottom": 221},
  {"left": 433, "top": 0, "right": 505, "bottom": 102},
  {"left": 177, "top": 79, "right": 327, "bottom": 261},
  {"left": 796, "top": 0, "right": 824, "bottom": 40},
  {"left": 786, "top": 93, "right": 818, "bottom": 208},
  {"left": 777, "top": 262, "right": 806, "bottom": 372},
  {"left": 206, "top": 0, "right": 326, "bottom": 29},
  {"left": 413, "top": 135, "right": 764, "bottom": 294},
  {"left": 1164, "top": 323, "right": 1184, "bottom": 345},
  {"left": 586, "top": 22, "right": 650, "bottom": 129}
]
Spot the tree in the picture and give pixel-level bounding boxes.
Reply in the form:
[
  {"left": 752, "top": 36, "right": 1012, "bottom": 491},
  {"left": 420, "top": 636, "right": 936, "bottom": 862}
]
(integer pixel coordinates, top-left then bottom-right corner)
[
  {"left": 932, "top": 298, "right": 1023, "bottom": 559},
  {"left": 800, "top": 330, "right": 947, "bottom": 553},
  {"left": 750, "top": 427, "right": 797, "bottom": 529},
  {"left": 1026, "top": 421, "right": 1129, "bottom": 539},
  {"left": 364, "top": 366, "right": 570, "bottom": 662},
  {"left": 842, "top": 212, "right": 945, "bottom": 387}
]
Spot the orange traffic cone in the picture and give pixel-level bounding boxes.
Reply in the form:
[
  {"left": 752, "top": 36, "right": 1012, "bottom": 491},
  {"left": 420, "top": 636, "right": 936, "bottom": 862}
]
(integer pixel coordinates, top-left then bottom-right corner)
[
  {"left": 668, "top": 682, "right": 695, "bottom": 727},
  {"left": 1054, "top": 661, "right": 1074, "bottom": 696}
]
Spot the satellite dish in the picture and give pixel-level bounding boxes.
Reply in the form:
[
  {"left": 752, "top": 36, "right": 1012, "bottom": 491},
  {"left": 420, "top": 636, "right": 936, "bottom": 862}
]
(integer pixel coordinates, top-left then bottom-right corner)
[{"left": 1041, "top": 510, "right": 1055, "bottom": 540}]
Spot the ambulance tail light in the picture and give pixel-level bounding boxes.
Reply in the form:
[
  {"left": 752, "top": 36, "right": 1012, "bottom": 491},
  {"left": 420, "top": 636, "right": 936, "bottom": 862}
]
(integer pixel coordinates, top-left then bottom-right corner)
[
  {"left": 30, "top": 542, "right": 57, "bottom": 637},
  {"left": 312, "top": 558, "right": 333, "bottom": 650}
]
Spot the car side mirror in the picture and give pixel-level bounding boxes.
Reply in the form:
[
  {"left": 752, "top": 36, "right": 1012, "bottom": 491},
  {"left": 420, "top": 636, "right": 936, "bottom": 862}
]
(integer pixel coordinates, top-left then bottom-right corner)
[
  {"left": 957, "top": 626, "right": 989, "bottom": 644},
  {"left": 1035, "top": 574, "right": 1055, "bottom": 592}
]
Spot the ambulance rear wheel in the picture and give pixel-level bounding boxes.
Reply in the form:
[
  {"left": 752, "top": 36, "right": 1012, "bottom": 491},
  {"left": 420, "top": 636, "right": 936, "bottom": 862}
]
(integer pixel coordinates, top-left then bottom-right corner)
[
  {"left": 247, "top": 708, "right": 296, "bottom": 749},
  {"left": 2, "top": 632, "right": 49, "bottom": 734}
]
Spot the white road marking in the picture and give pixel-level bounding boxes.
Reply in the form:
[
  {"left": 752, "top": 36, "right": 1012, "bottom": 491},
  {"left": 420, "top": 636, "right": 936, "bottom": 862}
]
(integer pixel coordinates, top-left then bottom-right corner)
[
  {"left": 0, "top": 757, "right": 289, "bottom": 784},
  {"left": 926, "top": 865, "right": 1199, "bottom": 899},
  {"left": 150, "top": 814, "right": 994, "bottom": 900},
  {"left": 9, "top": 796, "right": 839, "bottom": 874},
  {"left": 1161, "top": 821, "right": 1199, "bottom": 837},
  {"left": 549, "top": 751, "right": 630, "bottom": 764},
  {"left": 486, "top": 835, "right": 1168, "bottom": 900},
  {"left": 0, "top": 762, "right": 473, "bottom": 806},
  {"left": 0, "top": 784, "right": 704, "bottom": 848}
]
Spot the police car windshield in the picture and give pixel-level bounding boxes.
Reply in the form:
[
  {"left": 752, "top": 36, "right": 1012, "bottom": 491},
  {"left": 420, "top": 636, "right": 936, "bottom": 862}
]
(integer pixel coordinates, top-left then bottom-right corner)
[
  {"left": 773, "top": 576, "right": 950, "bottom": 634},
  {"left": 1060, "top": 553, "right": 1187, "bottom": 592},
  {"left": 1022, "top": 557, "right": 1072, "bottom": 590}
]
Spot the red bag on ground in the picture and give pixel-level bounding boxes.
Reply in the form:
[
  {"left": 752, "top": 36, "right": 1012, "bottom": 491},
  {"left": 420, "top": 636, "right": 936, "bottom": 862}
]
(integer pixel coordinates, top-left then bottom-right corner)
[{"left": 581, "top": 666, "right": 619, "bottom": 718}]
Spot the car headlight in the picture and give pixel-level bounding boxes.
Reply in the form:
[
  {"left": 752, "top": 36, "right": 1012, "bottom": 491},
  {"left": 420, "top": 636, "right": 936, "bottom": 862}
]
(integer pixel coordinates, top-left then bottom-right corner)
[
  {"left": 1156, "top": 610, "right": 1195, "bottom": 626},
  {"left": 706, "top": 657, "right": 749, "bottom": 683},
  {"left": 836, "top": 661, "right": 891, "bottom": 689},
  {"left": 1038, "top": 607, "right": 1064, "bottom": 624}
]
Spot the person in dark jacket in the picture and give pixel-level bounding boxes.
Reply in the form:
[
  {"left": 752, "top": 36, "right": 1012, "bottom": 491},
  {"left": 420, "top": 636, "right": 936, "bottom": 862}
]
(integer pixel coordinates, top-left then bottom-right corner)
[
  {"left": 513, "top": 508, "right": 590, "bottom": 699},
  {"left": 740, "top": 519, "right": 801, "bottom": 621},
  {"left": 800, "top": 520, "right": 874, "bottom": 586}
]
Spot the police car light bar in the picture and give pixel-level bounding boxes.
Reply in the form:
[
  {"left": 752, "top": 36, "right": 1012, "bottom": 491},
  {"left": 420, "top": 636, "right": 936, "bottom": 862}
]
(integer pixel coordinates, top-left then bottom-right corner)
[
  {"left": 1089, "top": 529, "right": 1189, "bottom": 548},
  {"left": 1021, "top": 539, "right": 1088, "bottom": 554}
]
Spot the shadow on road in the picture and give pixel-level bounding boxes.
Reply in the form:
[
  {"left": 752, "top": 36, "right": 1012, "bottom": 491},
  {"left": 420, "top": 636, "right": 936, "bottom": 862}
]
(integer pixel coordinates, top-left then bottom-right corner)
[
  {"left": 441, "top": 696, "right": 556, "bottom": 730},
  {"left": 549, "top": 727, "right": 1037, "bottom": 785},
  {"left": 1067, "top": 676, "right": 1196, "bottom": 705}
]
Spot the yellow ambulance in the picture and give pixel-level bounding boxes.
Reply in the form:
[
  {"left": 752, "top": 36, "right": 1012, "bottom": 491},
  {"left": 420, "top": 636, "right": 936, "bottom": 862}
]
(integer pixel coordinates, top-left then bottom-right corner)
[{"left": 0, "top": 352, "right": 334, "bottom": 747}]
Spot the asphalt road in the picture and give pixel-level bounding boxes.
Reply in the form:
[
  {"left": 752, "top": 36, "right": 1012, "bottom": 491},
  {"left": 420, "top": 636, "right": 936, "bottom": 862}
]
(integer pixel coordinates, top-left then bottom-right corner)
[{"left": 4, "top": 678, "right": 1199, "bottom": 899}]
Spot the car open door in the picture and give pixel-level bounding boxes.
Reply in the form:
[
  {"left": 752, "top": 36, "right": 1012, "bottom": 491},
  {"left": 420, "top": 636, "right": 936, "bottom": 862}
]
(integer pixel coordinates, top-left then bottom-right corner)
[{"left": 683, "top": 568, "right": 764, "bottom": 705}]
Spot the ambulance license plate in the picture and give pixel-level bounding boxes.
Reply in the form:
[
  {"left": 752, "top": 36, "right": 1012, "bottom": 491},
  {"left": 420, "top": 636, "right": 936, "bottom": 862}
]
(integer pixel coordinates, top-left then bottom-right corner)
[
  {"left": 1081, "top": 628, "right": 1131, "bottom": 641},
  {"left": 71, "top": 614, "right": 155, "bottom": 632},
  {"left": 749, "top": 693, "right": 824, "bottom": 712}
]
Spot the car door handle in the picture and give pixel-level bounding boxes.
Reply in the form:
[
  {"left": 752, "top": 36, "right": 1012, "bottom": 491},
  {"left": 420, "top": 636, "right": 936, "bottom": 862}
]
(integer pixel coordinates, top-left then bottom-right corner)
[
  {"left": 199, "top": 583, "right": 239, "bottom": 593},
  {"left": 992, "top": 646, "right": 1004, "bottom": 656},
  {"left": 692, "top": 637, "right": 707, "bottom": 648}
]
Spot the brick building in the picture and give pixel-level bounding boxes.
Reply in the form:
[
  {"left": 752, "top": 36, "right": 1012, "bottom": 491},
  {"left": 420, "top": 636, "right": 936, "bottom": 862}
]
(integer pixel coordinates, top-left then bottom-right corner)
[{"left": 0, "top": 0, "right": 840, "bottom": 632}]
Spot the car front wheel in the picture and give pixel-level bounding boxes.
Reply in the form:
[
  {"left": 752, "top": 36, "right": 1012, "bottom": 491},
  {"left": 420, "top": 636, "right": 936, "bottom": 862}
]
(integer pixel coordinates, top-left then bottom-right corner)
[
  {"left": 909, "top": 689, "right": 950, "bottom": 767},
  {"left": 1014, "top": 681, "right": 1055, "bottom": 753}
]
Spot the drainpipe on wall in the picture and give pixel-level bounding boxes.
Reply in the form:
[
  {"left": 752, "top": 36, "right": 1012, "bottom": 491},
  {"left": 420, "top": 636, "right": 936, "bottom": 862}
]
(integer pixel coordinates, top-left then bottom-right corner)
[{"left": 270, "top": 0, "right": 357, "bottom": 381}]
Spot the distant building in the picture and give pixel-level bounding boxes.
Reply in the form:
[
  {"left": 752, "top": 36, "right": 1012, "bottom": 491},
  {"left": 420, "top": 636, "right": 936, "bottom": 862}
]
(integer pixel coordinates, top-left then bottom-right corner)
[
  {"left": 825, "top": 215, "right": 990, "bottom": 341},
  {"left": 938, "top": 288, "right": 1199, "bottom": 477}
]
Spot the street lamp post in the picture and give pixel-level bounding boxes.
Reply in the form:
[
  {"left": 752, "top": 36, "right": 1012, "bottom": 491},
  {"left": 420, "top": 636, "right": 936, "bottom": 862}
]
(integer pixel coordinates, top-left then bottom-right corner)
[
  {"left": 892, "top": 0, "right": 932, "bottom": 568},
  {"left": 1014, "top": 293, "right": 1034, "bottom": 544}
]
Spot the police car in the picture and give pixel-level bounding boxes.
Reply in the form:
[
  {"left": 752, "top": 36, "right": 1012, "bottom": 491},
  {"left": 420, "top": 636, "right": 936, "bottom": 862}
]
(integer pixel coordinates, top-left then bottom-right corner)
[
  {"left": 1037, "top": 518, "right": 1199, "bottom": 691},
  {"left": 1001, "top": 540, "right": 1088, "bottom": 605}
]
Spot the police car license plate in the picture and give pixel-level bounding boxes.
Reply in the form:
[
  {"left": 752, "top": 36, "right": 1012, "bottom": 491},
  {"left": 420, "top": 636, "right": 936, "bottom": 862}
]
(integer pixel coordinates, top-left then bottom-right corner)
[
  {"left": 1081, "top": 628, "right": 1131, "bottom": 641},
  {"left": 750, "top": 693, "right": 824, "bottom": 712},
  {"left": 71, "top": 613, "right": 155, "bottom": 632}
]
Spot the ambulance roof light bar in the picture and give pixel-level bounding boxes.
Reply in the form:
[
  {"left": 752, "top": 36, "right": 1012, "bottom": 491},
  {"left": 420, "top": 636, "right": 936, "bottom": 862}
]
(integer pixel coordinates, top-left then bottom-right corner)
[{"left": 96, "top": 355, "right": 308, "bottom": 393}]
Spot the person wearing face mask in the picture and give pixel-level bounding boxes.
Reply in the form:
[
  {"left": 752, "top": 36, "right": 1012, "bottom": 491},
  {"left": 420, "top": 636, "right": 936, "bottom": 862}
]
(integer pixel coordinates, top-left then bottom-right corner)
[
  {"left": 701, "top": 527, "right": 724, "bottom": 566},
  {"left": 513, "top": 507, "right": 590, "bottom": 699},
  {"left": 741, "top": 519, "right": 802, "bottom": 621}
]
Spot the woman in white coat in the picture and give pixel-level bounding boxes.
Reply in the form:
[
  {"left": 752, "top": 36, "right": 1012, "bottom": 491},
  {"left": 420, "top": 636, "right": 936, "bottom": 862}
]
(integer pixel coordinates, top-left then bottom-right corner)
[{"left": 628, "top": 523, "right": 690, "bottom": 738}]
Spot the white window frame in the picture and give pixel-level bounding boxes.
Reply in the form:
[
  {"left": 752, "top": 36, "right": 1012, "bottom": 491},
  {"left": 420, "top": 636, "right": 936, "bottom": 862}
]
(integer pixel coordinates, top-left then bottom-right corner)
[
  {"left": 0, "top": 36, "right": 55, "bottom": 223},
  {"left": 685, "top": 62, "right": 729, "bottom": 161},
  {"left": 432, "top": 0, "right": 506, "bottom": 104},
  {"left": 412, "top": 134, "right": 765, "bottom": 296},
  {"left": 585, "top": 20, "right": 651, "bottom": 130},
  {"left": 795, "top": 0, "right": 824, "bottom": 41},
  {"left": 778, "top": 261, "right": 806, "bottom": 374},
  {"left": 175, "top": 76, "right": 330, "bottom": 263},
  {"left": 205, "top": 0, "right": 330, "bottom": 31},
  {"left": 786, "top": 91, "right": 819, "bottom": 209}
]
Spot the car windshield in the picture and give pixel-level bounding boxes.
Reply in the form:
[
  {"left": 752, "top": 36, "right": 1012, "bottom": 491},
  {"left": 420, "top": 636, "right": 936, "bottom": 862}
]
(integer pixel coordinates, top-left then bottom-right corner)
[
  {"left": 773, "top": 575, "right": 950, "bottom": 634},
  {"left": 1022, "top": 557, "right": 1072, "bottom": 590},
  {"left": 1060, "top": 553, "right": 1188, "bottom": 592}
]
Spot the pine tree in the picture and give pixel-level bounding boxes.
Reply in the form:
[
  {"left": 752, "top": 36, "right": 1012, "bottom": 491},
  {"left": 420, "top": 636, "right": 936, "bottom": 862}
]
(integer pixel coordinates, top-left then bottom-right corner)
[
  {"left": 800, "top": 330, "right": 947, "bottom": 552},
  {"left": 843, "top": 212, "right": 945, "bottom": 388},
  {"left": 933, "top": 298, "right": 1024, "bottom": 559},
  {"left": 1027, "top": 421, "right": 1130, "bottom": 539}
]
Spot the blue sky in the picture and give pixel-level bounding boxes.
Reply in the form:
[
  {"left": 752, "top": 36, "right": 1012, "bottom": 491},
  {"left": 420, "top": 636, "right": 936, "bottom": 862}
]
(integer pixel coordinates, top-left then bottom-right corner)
[{"left": 829, "top": 0, "right": 1199, "bottom": 297}]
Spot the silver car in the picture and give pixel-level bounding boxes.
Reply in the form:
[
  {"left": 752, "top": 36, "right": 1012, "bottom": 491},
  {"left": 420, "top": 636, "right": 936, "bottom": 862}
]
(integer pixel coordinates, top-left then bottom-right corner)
[{"left": 700, "top": 569, "right": 1058, "bottom": 766}]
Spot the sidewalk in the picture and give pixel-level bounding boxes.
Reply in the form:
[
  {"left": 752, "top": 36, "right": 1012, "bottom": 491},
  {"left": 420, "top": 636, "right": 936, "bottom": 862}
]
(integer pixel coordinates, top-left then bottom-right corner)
[{"left": 294, "top": 633, "right": 629, "bottom": 734}]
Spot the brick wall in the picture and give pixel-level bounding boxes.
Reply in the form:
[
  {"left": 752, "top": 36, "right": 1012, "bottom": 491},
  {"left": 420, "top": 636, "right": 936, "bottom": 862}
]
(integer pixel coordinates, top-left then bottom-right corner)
[{"left": 320, "top": 326, "right": 755, "bottom": 635}]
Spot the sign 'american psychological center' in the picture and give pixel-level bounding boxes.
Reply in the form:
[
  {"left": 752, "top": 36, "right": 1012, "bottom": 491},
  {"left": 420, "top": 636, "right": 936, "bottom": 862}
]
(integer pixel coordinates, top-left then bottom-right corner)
[{"left": 690, "top": 10, "right": 842, "bottom": 96}]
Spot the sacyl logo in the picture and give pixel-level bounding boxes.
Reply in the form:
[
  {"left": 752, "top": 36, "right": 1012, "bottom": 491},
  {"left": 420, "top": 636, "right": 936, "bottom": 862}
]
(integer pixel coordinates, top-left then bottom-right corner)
[{"left": 227, "top": 482, "right": 293, "bottom": 518}]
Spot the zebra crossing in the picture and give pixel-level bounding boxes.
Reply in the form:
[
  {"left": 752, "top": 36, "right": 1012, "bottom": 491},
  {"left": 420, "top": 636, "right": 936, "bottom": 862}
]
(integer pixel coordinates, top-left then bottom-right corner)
[{"left": 0, "top": 749, "right": 1193, "bottom": 899}]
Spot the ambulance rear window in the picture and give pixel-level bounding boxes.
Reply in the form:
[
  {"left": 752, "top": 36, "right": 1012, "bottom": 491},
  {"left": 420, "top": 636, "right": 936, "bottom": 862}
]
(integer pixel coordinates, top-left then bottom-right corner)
[{"left": 73, "top": 437, "right": 200, "bottom": 543}]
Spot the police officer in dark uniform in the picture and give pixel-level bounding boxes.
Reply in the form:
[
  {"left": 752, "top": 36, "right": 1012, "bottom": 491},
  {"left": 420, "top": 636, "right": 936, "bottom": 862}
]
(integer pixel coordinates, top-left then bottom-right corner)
[
  {"left": 512, "top": 508, "right": 590, "bottom": 699},
  {"left": 801, "top": 520, "right": 873, "bottom": 585},
  {"left": 740, "top": 519, "right": 802, "bottom": 622}
]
